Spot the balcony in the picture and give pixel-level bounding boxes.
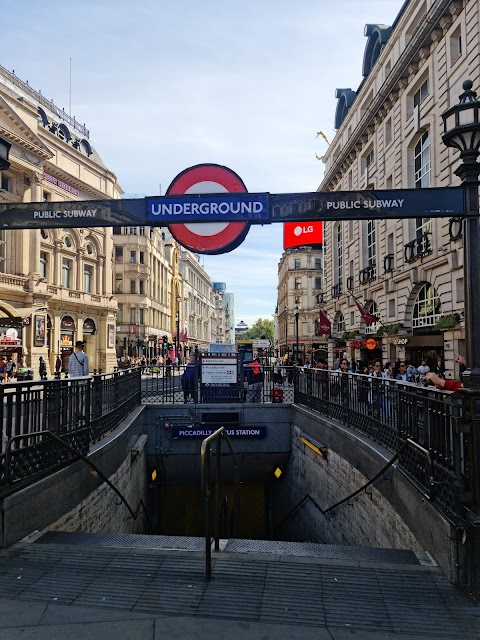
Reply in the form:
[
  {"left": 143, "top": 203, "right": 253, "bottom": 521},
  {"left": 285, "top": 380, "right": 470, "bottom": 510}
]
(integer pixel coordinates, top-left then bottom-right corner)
[
  {"left": 404, "top": 233, "right": 432, "bottom": 264},
  {"left": 359, "top": 263, "right": 376, "bottom": 285},
  {"left": 331, "top": 283, "right": 343, "bottom": 298},
  {"left": 383, "top": 254, "right": 394, "bottom": 273}
]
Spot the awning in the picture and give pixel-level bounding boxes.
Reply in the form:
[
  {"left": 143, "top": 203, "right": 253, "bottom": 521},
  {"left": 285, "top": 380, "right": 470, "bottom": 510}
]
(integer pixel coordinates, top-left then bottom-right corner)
[{"left": 13, "top": 306, "right": 48, "bottom": 318}]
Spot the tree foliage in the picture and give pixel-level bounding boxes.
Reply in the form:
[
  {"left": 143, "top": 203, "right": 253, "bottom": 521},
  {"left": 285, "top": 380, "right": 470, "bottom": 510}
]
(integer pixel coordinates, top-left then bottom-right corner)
[{"left": 241, "top": 318, "right": 274, "bottom": 342}]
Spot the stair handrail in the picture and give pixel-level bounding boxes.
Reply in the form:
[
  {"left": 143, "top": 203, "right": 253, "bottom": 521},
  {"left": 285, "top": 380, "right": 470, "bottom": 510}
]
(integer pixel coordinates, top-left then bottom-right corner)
[
  {"left": 7, "top": 430, "right": 154, "bottom": 533},
  {"left": 200, "top": 426, "right": 240, "bottom": 581}
]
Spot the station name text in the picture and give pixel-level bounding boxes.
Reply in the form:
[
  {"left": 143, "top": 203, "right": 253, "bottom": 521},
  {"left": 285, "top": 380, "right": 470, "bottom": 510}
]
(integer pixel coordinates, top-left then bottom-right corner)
[{"left": 149, "top": 201, "right": 264, "bottom": 216}]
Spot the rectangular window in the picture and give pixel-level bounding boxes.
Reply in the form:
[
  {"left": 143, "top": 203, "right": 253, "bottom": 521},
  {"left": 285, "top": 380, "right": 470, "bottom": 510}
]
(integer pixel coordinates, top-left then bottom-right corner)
[
  {"left": 139, "top": 227, "right": 146, "bottom": 236},
  {"left": 117, "top": 304, "right": 123, "bottom": 323},
  {"left": 83, "top": 265, "right": 93, "bottom": 293},
  {"left": 42, "top": 190, "right": 50, "bottom": 202},
  {"left": 350, "top": 311, "right": 355, "bottom": 326},
  {"left": 294, "top": 277, "right": 301, "bottom": 290},
  {"left": 130, "top": 308, "right": 136, "bottom": 323},
  {"left": 385, "top": 118, "right": 392, "bottom": 145},
  {"left": 414, "top": 79, "right": 429, "bottom": 107},
  {"left": 130, "top": 251, "right": 137, "bottom": 264},
  {"left": 115, "top": 277, "right": 123, "bottom": 293},
  {"left": 115, "top": 247, "right": 123, "bottom": 263},
  {"left": 415, "top": 130, "right": 430, "bottom": 188},
  {"left": 294, "top": 258, "right": 301, "bottom": 269},
  {"left": 389, "top": 299, "right": 396, "bottom": 317},
  {"left": 337, "top": 224, "right": 343, "bottom": 285},
  {"left": 386, "top": 175, "right": 393, "bottom": 189},
  {"left": 128, "top": 227, "right": 137, "bottom": 235},
  {"left": 139, "top": 308, "right": 144, "bottom": 324},
  {"left": 62, "top": 258, "right": 71, "bottom": 289},
  {"left": 365, "top": 149, "right": 374, "bottom": 167},
  {"left": 314, "top": 277, "right": 322, "bottom": 289},
  {"left": 130, "top": 280, "right": 136, "bottom": 293},
  {"left": 456, "top": 278, "right": 464, "bottom": 303},
  {"left": 1, "top": 176, "right": 9, "bottom": 191},
  {"left": 40, "top": 251, "right": 48, "bottom": 278},
  {"left": 314, "top": 258, "right": 322, "bottom": 270},
  {"left": 450, "top": 26, "right": 462, "bottom": 64},
  {"left": 367, "top": 220, "right": 376, "bottom": 267},
  {"left": 139, "top": 251, "right": 145, "bottom": 264},
  {"left": 139, "top": 280, "right": 145, "bottom": 294}
]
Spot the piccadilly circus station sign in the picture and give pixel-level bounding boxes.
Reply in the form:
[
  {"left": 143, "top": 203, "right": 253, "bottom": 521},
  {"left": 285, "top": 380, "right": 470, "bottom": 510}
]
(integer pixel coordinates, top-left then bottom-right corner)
[{"left": 0, "top": 163, "right": 467, "bottom": 255}]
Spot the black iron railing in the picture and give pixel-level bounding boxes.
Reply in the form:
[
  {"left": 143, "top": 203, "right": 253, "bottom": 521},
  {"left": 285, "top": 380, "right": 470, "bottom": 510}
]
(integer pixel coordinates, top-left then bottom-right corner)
[
  {"left": 140, "top": 364, "right": 295, "bottom": 404},
  {"left": 0, "top": 368, "right": 141, "bottom": 491},
  {"left": 295, "top": 369, "right": 467, "bottom": 520}
]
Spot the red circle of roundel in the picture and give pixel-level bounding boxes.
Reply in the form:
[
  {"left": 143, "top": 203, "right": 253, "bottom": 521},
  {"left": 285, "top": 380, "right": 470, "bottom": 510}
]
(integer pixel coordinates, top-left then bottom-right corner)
[{"left": 166, "top": 163, "right": 251, "bottom": 255}]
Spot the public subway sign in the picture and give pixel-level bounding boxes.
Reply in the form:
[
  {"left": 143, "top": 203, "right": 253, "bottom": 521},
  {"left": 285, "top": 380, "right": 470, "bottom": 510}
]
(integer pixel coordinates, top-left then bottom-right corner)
[{"left": 0, "top": 157, "right": 467, "bottom": 255}]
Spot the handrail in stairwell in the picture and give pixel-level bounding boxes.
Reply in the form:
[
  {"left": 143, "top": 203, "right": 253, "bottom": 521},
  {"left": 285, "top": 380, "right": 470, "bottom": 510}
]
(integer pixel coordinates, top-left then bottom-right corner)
[
  {"left": 7, "top": 429, "right": 154, "bottom": 533},
  {"left": 274, "top": 439, "right": 409, "bottom": 533},
  {"left": 200, "top": 426, "right": 240, "bottom": 581}
]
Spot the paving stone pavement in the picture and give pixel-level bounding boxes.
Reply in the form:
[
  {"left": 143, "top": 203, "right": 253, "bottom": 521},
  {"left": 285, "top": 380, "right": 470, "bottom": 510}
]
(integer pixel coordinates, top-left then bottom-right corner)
[{"left": 0, "top": 536, "right": 478, "bottom": 640}]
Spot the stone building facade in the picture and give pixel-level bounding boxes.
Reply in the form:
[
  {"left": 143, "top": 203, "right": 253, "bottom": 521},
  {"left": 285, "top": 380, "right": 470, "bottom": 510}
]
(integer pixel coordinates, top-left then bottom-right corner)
[
  {"left": 320, "top": 0, "right": 473, "bottom": 375},
  {"left": 0, "top": 64, "right": 120, "bottom": 373},
  {"left": 277, "top": 246, "right": 324, "bottom": 363}
]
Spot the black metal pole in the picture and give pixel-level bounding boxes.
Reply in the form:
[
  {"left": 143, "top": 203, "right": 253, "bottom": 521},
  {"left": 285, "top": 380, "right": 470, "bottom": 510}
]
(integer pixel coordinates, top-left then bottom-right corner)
[{"left": 295, "top": 313, "right": 299, "bottom": 364}]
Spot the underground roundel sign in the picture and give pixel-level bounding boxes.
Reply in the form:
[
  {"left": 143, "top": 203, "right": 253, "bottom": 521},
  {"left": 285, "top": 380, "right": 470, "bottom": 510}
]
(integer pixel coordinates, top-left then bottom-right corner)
[{"left": 166, "top": 164, "right": 251, "bottom": 254}]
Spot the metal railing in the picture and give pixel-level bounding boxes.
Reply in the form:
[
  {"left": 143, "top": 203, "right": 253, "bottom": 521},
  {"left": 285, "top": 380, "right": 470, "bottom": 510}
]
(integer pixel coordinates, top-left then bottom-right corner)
[
  {"left": 295, "top": 369, "right": 467, "bottom": 520},
  {"left": 200, "top": 427, "right": 239, "bottom": 581},
  {"left": 140, "top": 364, "right": 295, "bottom": 404},
  {"left": 0, "top": 368, "right": 141, "bottom": 492}
]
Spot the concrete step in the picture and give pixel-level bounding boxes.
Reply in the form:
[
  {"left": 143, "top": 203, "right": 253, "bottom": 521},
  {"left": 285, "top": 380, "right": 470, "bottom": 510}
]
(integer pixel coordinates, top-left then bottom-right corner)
[{"left": 0, "top": 532, "right": 478, "bottom": 639}]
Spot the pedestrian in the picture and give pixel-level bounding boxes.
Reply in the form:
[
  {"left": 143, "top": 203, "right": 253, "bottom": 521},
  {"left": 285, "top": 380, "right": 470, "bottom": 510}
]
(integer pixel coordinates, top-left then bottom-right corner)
[
  {"left": 180, "top": 355, "right": 197, "bottom": 403},
  {"left": 244, "top": 357, "right": 263, "bottom": 402},
  {"left": 68, "top": 341, "right": 89, "bottom": 378},
  {"left": 0, "top": 355, "right": 6, "bottom": 382},
  {"left": 417, "top": 359, "right": 430, "bottom": 379},
  {"left": 165, "top": 355, "right": 172, "bottom": 378},
  {"left": 55, "top": 355, "right": 62, "bottom": 375},
  {"left": 39, "top": 356, "right": 47, "bottom": 380},
  {"left": 5, "top": 357, "right": 15, "bottom": 382}
]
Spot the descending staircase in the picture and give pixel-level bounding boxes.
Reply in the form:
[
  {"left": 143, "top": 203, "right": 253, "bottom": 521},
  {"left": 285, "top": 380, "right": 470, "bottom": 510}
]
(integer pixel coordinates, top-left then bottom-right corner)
[{"left": 0, "top": 532, "right": 479, "bottom": 638}]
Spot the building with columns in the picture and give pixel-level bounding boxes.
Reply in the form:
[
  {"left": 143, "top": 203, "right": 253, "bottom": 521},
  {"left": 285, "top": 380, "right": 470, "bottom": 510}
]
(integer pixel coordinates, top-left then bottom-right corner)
[
  {"left": 0, "top": 64, "right": 120, "bottom": 373},
  {"left": 319, "top": 0, "right": 472, "bottom": 375},
  {"left": 277, "top": 246, "right": 324, "bottom": 364}
]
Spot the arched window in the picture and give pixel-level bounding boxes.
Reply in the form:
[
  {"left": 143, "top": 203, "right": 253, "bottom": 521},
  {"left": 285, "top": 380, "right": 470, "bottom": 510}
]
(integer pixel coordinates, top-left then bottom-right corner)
[
  {"left": 80, "top": 139, "right": 92, "bottom": 156},
  {"left": 37, "top": 107, "right": 49, "bottom": 127},
  {"left": 412, "top": 284, "right": 442, "bottom": 329}
]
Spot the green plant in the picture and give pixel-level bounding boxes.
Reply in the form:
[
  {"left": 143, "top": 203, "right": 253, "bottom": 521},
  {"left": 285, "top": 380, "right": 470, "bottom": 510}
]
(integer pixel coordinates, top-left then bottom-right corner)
[
  {"left": 435, "top": 313, "right": 460, "bottom": 330},
  {"left": 384, "top": 323, "right": 402, "bottom": 335},
  {"left": 341, "top": 330, "right": 358, "bottom": 341}
]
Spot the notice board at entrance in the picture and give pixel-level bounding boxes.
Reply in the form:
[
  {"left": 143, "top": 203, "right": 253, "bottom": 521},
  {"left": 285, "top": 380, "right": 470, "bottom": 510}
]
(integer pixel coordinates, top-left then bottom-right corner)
[{"left": 200, "top": 355, "right": 240, "bottom": 403}]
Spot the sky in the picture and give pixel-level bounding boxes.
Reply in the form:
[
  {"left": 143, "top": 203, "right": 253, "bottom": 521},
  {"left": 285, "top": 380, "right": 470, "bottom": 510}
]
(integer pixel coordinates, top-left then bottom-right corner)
[{"left": 2, "top": 0, "right": 402, "bottom": 328}]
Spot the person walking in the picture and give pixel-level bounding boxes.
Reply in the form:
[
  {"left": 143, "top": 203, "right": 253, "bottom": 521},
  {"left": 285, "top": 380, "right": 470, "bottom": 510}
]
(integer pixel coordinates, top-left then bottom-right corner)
[
  {"left": 244, "top": 357, "right": 263, "bottom": 402},
  {"left": 180, "top": 355, "right": 197, "bottom": 403},
  {"left": 39, "top": 356, "right": 48, "bottom": 380},
  {"left": 68, "top": 341, "right": 89, "bottom": 378}
]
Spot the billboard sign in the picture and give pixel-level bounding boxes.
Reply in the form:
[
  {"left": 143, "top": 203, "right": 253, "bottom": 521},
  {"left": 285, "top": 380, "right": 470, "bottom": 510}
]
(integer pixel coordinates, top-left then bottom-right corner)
[{"left": 284, "top": 221, "right": 323, "bottom": 249}]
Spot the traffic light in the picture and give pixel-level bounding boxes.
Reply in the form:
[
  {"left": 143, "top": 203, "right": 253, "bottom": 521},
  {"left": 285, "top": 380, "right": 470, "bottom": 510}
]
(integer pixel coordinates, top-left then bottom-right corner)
[{"left": 162, "top": 335, "right": 168, "bottom": 348}]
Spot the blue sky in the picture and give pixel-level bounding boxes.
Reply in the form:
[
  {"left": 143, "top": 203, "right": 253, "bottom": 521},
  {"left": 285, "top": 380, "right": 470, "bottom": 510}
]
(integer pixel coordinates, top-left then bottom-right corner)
[{"left": 2, "top": 0, "right": 401, "bottom": 327}]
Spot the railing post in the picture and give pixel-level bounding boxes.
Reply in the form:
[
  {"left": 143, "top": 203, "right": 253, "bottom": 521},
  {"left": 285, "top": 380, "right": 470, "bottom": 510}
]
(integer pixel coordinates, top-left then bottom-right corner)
[
  {"left": 214, "top": 435, "right": 221, "bottom": 551},
  {"left": 204, "top": 444, "right": 212, "bottom": 581}
]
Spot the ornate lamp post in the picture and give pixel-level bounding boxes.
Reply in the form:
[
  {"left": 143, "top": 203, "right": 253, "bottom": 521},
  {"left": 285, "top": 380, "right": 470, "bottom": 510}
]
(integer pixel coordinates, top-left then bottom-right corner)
[
  {"left": 284, "top": 306, "right": 288, "bottom": 357},
  {"left": 294, "top": 305, "right": 300, "bottom": 364},
  {"left": 175, "top": 295, "right": 181, "bottom": 361},
  {"left": 442, "top": 79, "right": 480, "bottom": 598}
]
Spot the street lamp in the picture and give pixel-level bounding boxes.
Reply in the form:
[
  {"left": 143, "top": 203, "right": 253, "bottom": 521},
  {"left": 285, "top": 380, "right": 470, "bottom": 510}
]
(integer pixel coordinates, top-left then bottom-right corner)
[
  {"left": 442, "top": 78, "right": 480, "bottom": 597},
  {"left": 284, "top": 306, "right": 288, "bottom": 357},
  {"left": 294, "top": 305, "right": 300, "bottom": 364},
  {"left": 175, "top": 295, "right": 181, "bottom": 361}
]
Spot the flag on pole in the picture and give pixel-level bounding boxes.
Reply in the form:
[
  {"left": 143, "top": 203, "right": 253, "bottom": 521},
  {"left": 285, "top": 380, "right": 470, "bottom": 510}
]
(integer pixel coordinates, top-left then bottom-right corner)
[
  {"left": 353, "top": 296, "right": 380, "bottom": 326},
  {"left": 318, "top": 309, "right": 332, "bottom": 335}
]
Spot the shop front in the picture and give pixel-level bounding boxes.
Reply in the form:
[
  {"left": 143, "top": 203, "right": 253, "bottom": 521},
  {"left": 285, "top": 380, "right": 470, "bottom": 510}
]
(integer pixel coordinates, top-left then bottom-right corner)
[
  {"left": 59, "top": 315, "right": 75, "bottom": 370},
  {"left": 82, "top": 318, "right": 96, "bottom": 369},
  {"left": 0, "top": 316, "right": 23, "bottom": 364},
  {"left": 404, "top": 334, "right": 444, "bottom": 369}
]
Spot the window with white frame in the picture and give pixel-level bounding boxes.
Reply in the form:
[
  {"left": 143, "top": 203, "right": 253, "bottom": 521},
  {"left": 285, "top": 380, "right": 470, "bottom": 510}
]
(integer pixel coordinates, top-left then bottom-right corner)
[
  {"left": 365, "top": 301, "right": 380, "bottom": 334},
  {"left": 130, "top": 308, "right": 136, "bottom": 323},
  {"left": 62, "top": 258, "right": 72, "bottom": 288},
  {"left": 450, "top": 25, "right": 462, "bottom": 64},
  {"left": 415, "top": 130, "right": 430, "bottom": 188},
  {"left": 412, "top": 283, "right": 442, "bottom": 328},
  {"left": 367, "top": 219, "right": 376, "bottom": 268},
  {"left": 413, "top": 79, "right": 429, "bottom": 107},
  {"left": 83, "top": 265, "right": 93, "bottom": 293},
  {"left": 294, "top": 258, "right": 301, "bottom": 269},
  {"left": 336, "top": 223, "right": 343, "bottom": 285},
  {"left": 40, "top": 251, "right": 48, "bottom": 279}
]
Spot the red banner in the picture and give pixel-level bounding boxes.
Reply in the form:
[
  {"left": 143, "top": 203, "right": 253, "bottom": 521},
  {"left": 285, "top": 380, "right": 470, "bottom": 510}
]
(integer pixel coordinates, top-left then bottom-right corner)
[
  {"left": 318, "top": 309, "right": 331, "bottom": 335},
  {"left": 284, "top": 221, "right": 323, "bottom": 249},
  {"left": 353, "top": 297, "right": 379, "bottom": 326}
]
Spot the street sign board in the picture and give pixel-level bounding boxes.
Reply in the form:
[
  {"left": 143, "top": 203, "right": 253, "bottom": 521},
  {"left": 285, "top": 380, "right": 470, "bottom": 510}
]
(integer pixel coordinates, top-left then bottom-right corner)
[{"left": 252, "top": 339, "right": 271, "bottom": 348}]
